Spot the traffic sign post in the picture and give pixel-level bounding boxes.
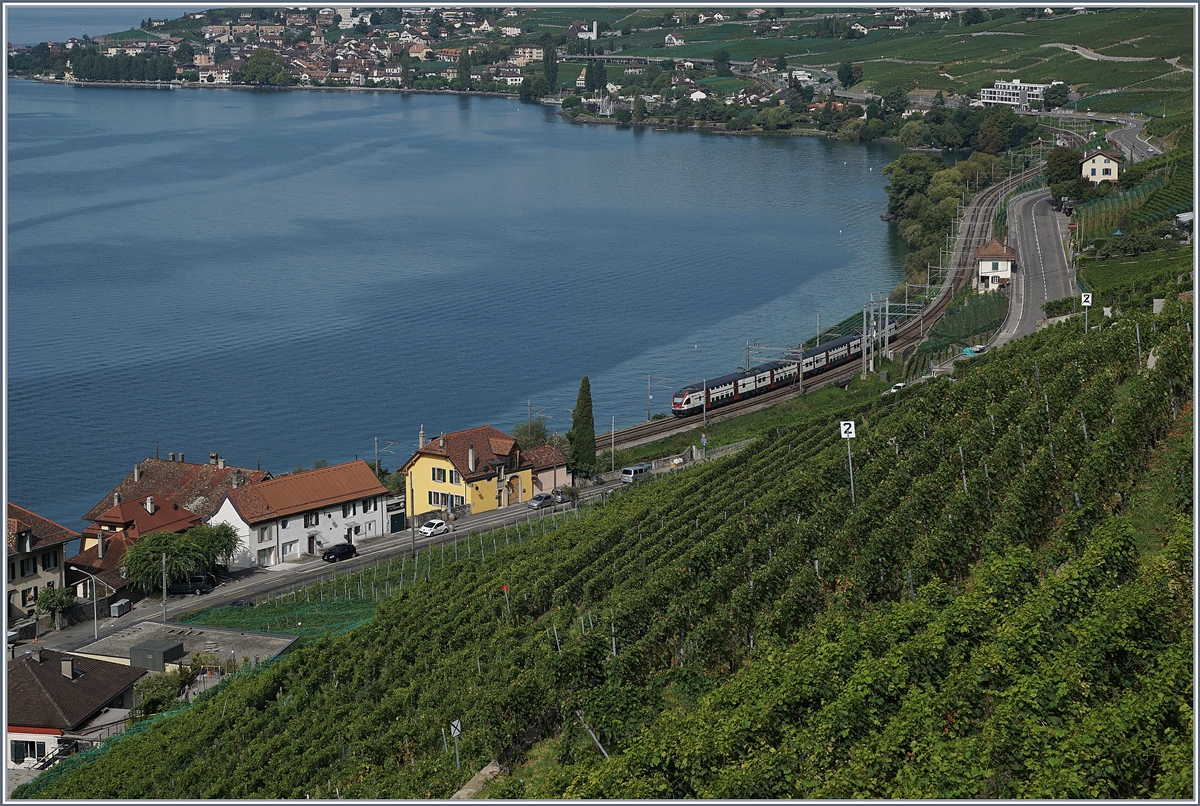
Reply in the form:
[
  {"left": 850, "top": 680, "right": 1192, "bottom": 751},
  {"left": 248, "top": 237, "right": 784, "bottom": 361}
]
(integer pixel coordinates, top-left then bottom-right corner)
[
  {"left": 1081, "top": 292, "right": 1092, "bottom": 333},
  {"left": 450, "top": 719, "right": 461, "bottom": 769},
  {"left": 840, "top": 421, "right": 856, "bottom": 506}
]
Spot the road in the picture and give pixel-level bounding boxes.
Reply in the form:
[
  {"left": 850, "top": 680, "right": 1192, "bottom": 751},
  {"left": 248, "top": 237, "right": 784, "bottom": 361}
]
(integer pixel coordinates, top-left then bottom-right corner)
[
  {"left": 993, "top": 189, "right": 1076, "bottom": 346},
  {"left": 1106, "top": 118, "right": 1155, "bottom": 162}
]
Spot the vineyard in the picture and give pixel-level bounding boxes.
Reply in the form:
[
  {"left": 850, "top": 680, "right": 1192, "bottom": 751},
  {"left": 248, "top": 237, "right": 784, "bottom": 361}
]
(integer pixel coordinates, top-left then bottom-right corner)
[
  {"left": 14, "top": 300, "right": 1193, "bottom": 799},
  {"left": 1072, "top": 176, "right": 1166, "bottom": 246},
  {"left": 1044, "top": 247, "right": 1193, "bottom": 318},
  {"left": 1134, "top": 153, "right": 1194, "bottom": 226}
]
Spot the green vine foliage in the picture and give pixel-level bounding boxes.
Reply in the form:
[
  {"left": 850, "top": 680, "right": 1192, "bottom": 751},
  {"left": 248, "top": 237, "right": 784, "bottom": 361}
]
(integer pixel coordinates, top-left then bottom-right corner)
[{"left": 15, "top": 302, "right": 1193, "bottom": 800}]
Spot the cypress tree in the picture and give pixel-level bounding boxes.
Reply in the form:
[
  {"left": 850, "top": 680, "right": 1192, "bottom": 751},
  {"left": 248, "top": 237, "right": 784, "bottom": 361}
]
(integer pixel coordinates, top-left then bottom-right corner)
[
  {"left": 567, "top": 376, "right": 597, "bottom": 480},
  {"left": 458, "top": 47, "right": 471, "bottom": 89},
  {"left": 542, "top": 44, "right": 558, "bottom": 90}
]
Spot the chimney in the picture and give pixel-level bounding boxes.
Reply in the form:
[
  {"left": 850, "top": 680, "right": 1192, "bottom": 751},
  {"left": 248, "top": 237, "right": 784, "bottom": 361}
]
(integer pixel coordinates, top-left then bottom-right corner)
[
  {"left": 113, "top": 492, "right": 121, "bottom": 507},
  {"left": 30, "top": 648, "right": 42, "bottom": 663},
  {"left": 209, "top": 452, "right": 218, "bottom": 465},
  {"left": 233, "top": 470, "right": 243, "bottom": 488},
  {"left": 179, "top": 452, "right": 184, "bottom": 463},
  {"left": 468, "top": 444, "right": 476, "bottom": 473},
  {"left": 134, "top": 464, "right": 141, "bottom": 482},
  {"left": 97, "top": 534, "right": 106, "bottom": 559},
  {"left": 61, "top": 658, "right": 74, "bottom": 679},
  {"left": 439, "top": 434, "right": 445, "bottom": 449},
  {"left": 217, "top": 456, "right": 226, "bottom": 470},
  {"left": 418, "top": 425, "right": 425, "bottom": 449},
  {"left": 168, "top": 452, "right": 175, "bottom": 461},
  {"left": 145, "top": 496, "right": 155, "bottom": 515}
]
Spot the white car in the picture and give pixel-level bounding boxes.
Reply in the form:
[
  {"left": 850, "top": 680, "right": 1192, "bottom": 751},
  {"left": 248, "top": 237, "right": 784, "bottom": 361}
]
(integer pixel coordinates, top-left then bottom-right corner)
[
  {"left": 885, "top": 382, "right": 906, "bottom": 395},
  {"left": 418, "top": 519, "right": 449, "bottom": 537}
]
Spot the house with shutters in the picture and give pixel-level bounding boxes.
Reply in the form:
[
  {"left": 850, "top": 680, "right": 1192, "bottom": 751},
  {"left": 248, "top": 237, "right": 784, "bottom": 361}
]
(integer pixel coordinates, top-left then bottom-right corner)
[
  {"left": 208, "top": 460, "right": 389, "bottom": 568},
  {"left": 400, "top": 425, "right": 534, "bottom": 522},
  {"left": 7, "top": 505, "right": 80, "bottom": 623},
  {"left": 1080, "top": 148, "right": 1123, "bottom": 184},
  {"left": 7, "top": 649, "right": 146, "bottom": 770},
  {"left": 976, "top": 238, "right": 1016, "bottom": 293}
]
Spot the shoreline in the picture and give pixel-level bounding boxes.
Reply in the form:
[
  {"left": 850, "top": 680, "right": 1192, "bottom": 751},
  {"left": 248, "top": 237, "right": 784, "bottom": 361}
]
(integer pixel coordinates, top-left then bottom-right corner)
[{"left": 21, "top": 77, "right": 914, "bottom": 145}]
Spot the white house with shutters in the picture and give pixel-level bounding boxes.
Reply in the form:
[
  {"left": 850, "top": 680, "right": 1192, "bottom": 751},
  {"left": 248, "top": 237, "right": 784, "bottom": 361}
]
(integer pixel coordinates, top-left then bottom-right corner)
[
  {"left": 208, "top": 460, "right": 389, "bottom": 568},
  {"left": 1080, "top": 148, "right": 1123, "bottom": 184},
  {"left": 976, "top": 238, "right": 1016, "bottom": 293}
]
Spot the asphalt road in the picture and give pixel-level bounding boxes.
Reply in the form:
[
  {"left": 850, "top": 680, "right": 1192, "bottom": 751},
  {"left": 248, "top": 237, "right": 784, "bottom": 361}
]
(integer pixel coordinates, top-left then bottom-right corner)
[
  {"left": 1106, "top": 118, "right": 1156, "bottom": 162},
  {"left": 994, "top": 189, "right": 1076, "bottom": 346}
]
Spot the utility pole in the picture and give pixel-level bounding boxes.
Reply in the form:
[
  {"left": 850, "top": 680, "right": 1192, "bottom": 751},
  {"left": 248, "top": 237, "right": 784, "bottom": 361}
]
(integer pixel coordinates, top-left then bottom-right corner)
[
  {"left": 860, "top": 306, "right": 868, "bottom": 378},
  {"left": 611, "top": 416, "right": 615, "bottom": 472},
  {"left": 161, "top": 552, "right": 167, "bottom": 624},
  {"left": 884, "top": 295, "right": 890, "bottom": 360}
]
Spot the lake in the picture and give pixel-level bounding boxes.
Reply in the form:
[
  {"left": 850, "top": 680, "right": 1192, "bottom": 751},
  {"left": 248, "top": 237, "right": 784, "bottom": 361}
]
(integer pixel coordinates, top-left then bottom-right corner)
[{"left": 7, "top": 79, "right": 909, "bottom": 531}]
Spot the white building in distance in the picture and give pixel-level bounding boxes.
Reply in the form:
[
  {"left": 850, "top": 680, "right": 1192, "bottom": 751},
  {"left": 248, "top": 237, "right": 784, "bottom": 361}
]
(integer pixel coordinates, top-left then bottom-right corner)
[{"left": 978, "top": 78, "right": 1063, "bottom": 109}]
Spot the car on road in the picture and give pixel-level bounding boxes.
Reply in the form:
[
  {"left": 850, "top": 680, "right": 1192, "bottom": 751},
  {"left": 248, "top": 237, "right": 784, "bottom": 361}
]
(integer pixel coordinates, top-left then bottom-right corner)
[
  {"left": 7, "top": 628, "right": 19, "bottom": 644},
  {"left": 884, "top": 382, "right": 906, "bottom": 395},
  {"left": 1147, "top": 147, "right": 1157, "bottom": 154},
  {"left": 970, "top": 344, "right": 988, "bottom": 355},
  {"left": 418, "top": 519, "right": 449, "bottom": 537},
  {"left": 552, "top": 486, "right": 570, "bottom": 503},
  {"left": 168, "top": 573, "right": 216, "bottom": 595},
  {"left": 528, "top": 493, "right": 554, "bottom": 509},
  {"left": 321, "top": 543, "right": 357, "bottom": 563}
]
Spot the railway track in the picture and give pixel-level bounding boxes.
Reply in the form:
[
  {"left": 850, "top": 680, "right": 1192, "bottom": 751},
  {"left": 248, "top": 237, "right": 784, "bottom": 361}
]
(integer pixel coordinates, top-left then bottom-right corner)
[{"left": 599, "top": 165, "right": 1045, "bottom": 453}]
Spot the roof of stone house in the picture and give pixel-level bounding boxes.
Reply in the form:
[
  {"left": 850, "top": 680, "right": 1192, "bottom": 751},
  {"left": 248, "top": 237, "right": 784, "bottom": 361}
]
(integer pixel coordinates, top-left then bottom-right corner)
[{"left": 83, "top": 456, "right": 270, "bottom": 524}]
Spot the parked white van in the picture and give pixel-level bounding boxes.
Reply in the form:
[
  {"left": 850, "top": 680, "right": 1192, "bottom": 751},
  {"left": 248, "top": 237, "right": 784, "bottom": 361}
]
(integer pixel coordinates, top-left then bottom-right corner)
[{"left": 621, "top": 464, "right": 652, "bottom": 483}]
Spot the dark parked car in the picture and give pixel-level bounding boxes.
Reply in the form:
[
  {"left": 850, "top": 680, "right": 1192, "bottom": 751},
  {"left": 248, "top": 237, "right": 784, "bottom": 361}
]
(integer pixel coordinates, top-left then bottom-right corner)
[
  {"left": 322, "top": 543, "right": 357, "bottom": 563},
  {"left": 167, "top": 573, "right": 215, "bottom": 595}
]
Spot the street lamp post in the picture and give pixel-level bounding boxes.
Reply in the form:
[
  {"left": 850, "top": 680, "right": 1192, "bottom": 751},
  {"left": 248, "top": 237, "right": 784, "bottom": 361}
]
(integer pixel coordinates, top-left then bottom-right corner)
[{"left": 69, "top": 566, "right": 105, "bottom": 641}]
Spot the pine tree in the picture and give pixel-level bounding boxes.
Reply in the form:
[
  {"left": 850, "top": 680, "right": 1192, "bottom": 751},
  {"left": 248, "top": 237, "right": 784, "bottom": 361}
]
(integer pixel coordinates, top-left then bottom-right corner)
[{"left": 566, "top": 376, "right": 596, "bottom": 480}]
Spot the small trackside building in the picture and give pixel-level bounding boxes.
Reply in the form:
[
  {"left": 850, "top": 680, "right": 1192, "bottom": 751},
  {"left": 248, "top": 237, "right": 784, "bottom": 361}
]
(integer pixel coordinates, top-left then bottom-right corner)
[
  {"left": 976, "top": 237, "right": 1016, "bottom": 293},
  {"left": 208, "top": 460, "right": 389, "bottom": 568},
  {"left": 1080, "top": 148, "right": 1123, "bottom": 184}
]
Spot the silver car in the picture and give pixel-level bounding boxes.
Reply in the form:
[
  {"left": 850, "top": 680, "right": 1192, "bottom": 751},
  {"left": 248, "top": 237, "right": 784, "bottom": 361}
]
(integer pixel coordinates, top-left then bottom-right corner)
[{"left": 528, "top": 493, "right": 554, "bottom": 509}]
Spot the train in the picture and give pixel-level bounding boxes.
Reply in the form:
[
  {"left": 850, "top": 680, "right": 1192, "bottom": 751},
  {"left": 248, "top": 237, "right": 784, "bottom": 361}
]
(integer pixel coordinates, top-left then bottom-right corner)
[{"left": 671, "top": 330, "right": 876, "bottom": 417}]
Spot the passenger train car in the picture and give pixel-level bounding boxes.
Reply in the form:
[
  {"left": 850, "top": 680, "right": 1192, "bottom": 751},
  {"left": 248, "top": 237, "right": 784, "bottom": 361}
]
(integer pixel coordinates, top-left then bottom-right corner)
[{"left": 672, "top": 330, "right": 876, "bottom": 417}]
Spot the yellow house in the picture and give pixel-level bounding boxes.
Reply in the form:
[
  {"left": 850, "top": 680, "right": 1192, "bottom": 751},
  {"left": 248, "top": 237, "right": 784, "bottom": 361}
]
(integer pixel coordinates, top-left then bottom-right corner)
[
  {"left": 400, "top": 425, "right": 534, "bottom": 521},
  {"left": 1080, "top": 148, "right": 1123, "bottom": 184}
]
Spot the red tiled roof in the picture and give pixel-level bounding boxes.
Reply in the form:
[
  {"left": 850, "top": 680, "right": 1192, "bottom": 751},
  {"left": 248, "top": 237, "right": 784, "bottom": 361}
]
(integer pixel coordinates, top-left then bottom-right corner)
[
  {"left": 65, "top": 531, "right": 139, "bottom": 593},
  {"left": 82, "top": 499, "right": 200, "bottom": 542},
  {"left": 403, "top": 425, "right": 529, "bottom": 483},
  {"left": 8, "top": 649, "right": 146, "bottom": 732},
  {"left": 7, "top": 504, "right": 80, "bottom": 553},
  {"left": 523, "top": 444, "right": 566, "bottom": 472},
  {"left": 223, "top": 460, "right": 388, "bottom": 526},
  {"left": 976, "top": 238, "right": 1015, "bottom": 259},
  {"left": 83, "top": 457, "right": 270, "bottom": 523}
]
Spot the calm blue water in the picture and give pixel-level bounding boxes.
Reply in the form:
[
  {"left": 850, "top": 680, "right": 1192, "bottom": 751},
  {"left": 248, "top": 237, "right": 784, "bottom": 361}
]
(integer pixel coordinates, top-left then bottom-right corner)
[
  {"left": 7, "top": 79, "right": 909, "bottom": 531},
  {"left": 4, "top": 6, "right": 209, "bottom": 46}
]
